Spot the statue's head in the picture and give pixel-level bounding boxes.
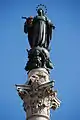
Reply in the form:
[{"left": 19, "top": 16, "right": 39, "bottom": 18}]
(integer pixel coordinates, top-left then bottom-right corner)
[
  {"left": 37, "top": 8, "right": 45, "bottom": 16},
  {"left": 36, "top": 4, "right": 47, "bottom": 16}
]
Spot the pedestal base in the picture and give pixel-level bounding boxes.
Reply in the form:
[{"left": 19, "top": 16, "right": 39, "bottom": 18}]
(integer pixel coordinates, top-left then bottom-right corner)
[{"left": 16, "top": 68, "right": 60, "bottom": 120}]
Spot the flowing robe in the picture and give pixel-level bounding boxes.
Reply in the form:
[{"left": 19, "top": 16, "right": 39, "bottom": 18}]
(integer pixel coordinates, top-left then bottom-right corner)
[
  {"left": 32, "top": 15, "right": 52, "bottom": 49},
  {"left": 25, "top": 15, "right": 54, "bottom": 50}
]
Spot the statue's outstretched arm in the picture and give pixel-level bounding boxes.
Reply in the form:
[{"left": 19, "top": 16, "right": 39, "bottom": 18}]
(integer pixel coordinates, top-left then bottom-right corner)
[{"left": 47, "top": 17, "right": 55, "bottom": 29}]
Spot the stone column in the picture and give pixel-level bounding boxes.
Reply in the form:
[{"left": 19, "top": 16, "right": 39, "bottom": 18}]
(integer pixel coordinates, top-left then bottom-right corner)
[{"left": 16, "top": 68, "right": 60, "bottom": 120}]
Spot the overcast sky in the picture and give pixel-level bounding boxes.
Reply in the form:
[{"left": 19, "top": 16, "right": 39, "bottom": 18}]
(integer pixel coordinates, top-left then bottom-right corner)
[{"left": 0, "top": 0, "right": 80, "bottom": 120}]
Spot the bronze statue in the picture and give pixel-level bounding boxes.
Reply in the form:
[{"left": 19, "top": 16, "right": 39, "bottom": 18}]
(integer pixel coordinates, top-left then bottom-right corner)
[
  {"left": 32, "top": 8, "right": 55, "bottom": 50},
  {"left": 22, "top": 4, "right": 55, "bottom": 71}
]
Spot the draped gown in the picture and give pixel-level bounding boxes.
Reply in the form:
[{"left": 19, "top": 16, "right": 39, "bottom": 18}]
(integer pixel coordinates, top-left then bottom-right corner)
[{"left": 31, "top": 15, "right": 53, "bottom": 50}]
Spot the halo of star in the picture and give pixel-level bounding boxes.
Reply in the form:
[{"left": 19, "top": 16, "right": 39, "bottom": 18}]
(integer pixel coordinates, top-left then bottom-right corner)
[{"left": 36, "top": 4, "right": 47, "bottom": 14}]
